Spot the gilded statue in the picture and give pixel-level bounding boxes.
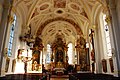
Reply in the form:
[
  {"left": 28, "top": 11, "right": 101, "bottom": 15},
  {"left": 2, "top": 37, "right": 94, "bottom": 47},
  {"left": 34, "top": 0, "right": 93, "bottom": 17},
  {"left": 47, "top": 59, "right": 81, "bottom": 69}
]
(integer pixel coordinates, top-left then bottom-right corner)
[{"left": 56, "top": 61, "right": 64, "bottom": 68}]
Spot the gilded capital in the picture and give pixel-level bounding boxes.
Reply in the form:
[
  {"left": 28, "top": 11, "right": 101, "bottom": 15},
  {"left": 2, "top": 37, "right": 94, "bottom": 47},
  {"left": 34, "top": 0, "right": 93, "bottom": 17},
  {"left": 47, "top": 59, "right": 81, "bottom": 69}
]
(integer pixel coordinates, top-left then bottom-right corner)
[
  {"left": 92, "top": 25, "right": 96, "bottom": 29},
  {"left": 89, "top": 25, "right": 96, "bottom": 30},
  {"left": 105, "top": 15, "right": 111, "bottom": 24}
]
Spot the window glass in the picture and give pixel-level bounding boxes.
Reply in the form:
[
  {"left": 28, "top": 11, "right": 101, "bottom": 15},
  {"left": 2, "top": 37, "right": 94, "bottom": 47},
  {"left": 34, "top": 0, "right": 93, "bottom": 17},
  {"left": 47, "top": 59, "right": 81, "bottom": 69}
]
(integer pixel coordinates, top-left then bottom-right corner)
[
  {"left": 68, "top": 43, "right": 73, "bottom": 64},
  {"left": 46, "top": 44, "right": 51, "bottom": 63},
  {"left": 103, "top": 14, "right": 112, "bottom": 57},
  {"left": 8, "top": 14, "right": 16, "bottom": 56}
]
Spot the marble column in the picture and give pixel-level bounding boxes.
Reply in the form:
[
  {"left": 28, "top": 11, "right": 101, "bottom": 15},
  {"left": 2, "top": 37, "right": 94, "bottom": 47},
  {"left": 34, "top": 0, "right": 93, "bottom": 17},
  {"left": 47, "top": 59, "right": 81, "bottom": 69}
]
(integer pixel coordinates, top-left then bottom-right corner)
[
  {"left": 0, "top": 0, "right": 13, "bottom": 75},
  {"left": 109, "top": 0, "right": 120, "bottom": 76}
]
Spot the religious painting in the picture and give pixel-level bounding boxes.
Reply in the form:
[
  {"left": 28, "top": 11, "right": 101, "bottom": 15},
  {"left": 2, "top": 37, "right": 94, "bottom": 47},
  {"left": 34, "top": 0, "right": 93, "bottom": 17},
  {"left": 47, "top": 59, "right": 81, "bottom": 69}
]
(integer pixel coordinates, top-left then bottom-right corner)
[
  {"left": 5, "top": 58, "right": 10, "bottom": 72},
  {"left": 32, "top": 61, "right": 38, "bottom": 71},
  {"left": 32, "top": 50, "right": 40, "bottom": 64},
  {"left": 109, "top": 58, "right": 114, "bottom": 73},
  {"left": 56, "top": 50, "right": 64, "bottom": 63},
  {"left": 54, "top": 0, "right": 66, "bottom": 8},
  {"left": 102, "top": 59, "right": 107, "bottom": 73},
  {"left": 79, "top": 49, "right": 89, "bottom": 71},
  {"left": 12, "top": 59, "right": 16, "bottom": 72}
]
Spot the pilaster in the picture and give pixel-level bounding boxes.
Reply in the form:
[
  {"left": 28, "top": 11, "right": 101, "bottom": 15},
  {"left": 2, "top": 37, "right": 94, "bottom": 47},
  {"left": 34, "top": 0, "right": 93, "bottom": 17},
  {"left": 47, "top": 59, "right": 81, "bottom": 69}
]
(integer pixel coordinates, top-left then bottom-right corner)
[
  {"left": 0, "top": 0, "right": 13, "bottom": 75},
  {"left": 109, "top": 0, "right": 120, "bottom": 77}
]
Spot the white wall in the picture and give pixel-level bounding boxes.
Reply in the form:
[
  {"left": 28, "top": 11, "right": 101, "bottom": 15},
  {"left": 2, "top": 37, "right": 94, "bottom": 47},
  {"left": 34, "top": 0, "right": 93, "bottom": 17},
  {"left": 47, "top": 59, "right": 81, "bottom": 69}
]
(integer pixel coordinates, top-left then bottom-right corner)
[
  {"left": 93, "top": 12, "right": 118, "bottom": 76},
  {"left": 1, "top": 10, "right": 26, "bottom": 75}
]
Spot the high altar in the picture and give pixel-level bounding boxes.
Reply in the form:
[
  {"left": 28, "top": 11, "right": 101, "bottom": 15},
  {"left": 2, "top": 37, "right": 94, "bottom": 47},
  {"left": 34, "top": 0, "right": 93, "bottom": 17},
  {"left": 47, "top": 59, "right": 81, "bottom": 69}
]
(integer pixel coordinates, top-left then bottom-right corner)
[{"left": 51, "top": 37, "right": 68, "bottom": 70}]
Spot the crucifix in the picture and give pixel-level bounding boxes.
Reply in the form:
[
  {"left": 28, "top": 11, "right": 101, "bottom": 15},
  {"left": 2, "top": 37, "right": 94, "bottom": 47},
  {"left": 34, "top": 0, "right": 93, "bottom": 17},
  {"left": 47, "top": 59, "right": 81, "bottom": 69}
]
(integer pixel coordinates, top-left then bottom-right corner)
[
  {"left": 89, "top": 29, "right": 95, "bottom": 73},
  {"left": 22, "top": 49, "right": 32, "bottom": 73},
  {"left": 89, "top": 29, "right": 95, "bottom": 61}
]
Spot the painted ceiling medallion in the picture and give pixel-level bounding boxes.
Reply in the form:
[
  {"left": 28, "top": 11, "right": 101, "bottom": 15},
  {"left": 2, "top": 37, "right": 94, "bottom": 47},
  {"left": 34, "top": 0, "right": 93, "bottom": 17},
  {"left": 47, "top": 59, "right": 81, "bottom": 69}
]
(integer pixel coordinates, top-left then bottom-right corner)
[
  {"left": 37, "top": 17, "right": 82, "bottom": 35},
  {"left": 69, "top": 3, "right": 80, "bottom": 11},
  {"left": 54, "top": 0, "right": 66, "bottom": 8},
  {"left": 40, "top": 3, "right": 49, "bottom": 10}
]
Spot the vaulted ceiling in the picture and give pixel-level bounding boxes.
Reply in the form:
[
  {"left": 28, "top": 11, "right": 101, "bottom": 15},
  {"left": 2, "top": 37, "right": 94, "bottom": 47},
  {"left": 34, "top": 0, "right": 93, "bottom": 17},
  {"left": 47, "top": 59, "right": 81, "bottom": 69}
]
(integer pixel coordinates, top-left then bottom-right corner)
[{"left": 13, "top": 0, "right": 107, "bottom": 45}]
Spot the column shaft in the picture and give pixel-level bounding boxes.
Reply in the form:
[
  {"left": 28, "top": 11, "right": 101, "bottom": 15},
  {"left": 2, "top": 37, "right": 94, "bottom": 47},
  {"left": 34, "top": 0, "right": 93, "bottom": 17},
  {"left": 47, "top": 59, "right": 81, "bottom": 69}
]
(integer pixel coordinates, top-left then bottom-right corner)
[
  {"left": 0, "top": 0, "right": 12, "bottom": 75},
  {"left": 109, "top": 0, "right": 120, "bottom": 76}
]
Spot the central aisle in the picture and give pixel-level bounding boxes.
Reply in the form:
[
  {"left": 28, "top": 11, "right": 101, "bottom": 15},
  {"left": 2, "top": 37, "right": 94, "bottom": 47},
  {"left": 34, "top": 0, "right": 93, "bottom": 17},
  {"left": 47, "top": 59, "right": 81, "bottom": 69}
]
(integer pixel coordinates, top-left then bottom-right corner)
[
  {"left": 50, "top": 75, "right": 69, "bottom": 80},
  {"left": 50, "top": 77, "right": 69, "bottom": 80}
]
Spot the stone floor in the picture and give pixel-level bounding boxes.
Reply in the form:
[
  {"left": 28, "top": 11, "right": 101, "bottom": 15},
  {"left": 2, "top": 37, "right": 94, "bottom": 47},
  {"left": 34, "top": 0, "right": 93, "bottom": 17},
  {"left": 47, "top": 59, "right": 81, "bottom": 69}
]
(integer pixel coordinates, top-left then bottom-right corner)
[
  {"left": 50, "top": 75, "right": 69, "bottom": 80},
  {"left": 50, "top": 78, "right": 69, "bottom": 80}
]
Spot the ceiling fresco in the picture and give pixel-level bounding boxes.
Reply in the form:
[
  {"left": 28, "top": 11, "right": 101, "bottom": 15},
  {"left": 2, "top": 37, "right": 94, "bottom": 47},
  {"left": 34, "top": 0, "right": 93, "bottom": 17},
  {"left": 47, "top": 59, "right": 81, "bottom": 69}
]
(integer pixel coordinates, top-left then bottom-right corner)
[{"left": 13, "top": 0, "right": 107, "bottom": 45}]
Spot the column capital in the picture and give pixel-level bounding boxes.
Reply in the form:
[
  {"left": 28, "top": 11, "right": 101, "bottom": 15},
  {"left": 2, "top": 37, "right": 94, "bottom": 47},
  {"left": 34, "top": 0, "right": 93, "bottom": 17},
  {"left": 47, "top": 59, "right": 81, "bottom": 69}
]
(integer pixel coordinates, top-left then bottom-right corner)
[
  {"left": 89, "top": 24, "right": 96, "bottom": 30},
  {"left": 105, "top": 15, "right": 112, "bottom": 24}
]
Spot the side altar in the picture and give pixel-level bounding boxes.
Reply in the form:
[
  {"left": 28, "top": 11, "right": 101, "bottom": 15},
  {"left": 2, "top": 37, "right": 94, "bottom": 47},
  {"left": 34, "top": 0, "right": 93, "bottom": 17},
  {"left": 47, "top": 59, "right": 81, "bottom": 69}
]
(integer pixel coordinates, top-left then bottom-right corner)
[{"left": 12, "top": 37, "right": 44, "bottom": 73}]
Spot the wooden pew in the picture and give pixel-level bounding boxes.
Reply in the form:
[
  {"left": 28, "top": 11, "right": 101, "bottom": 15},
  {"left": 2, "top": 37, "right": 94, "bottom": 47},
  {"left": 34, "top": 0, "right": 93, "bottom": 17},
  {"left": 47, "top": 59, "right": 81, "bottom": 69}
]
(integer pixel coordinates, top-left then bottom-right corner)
[
  {"left": 69, "top": 73, "right": 119, "bottom": 80},
  {"left": 0, "top": 73, "right": 49, "bottom": 80}
]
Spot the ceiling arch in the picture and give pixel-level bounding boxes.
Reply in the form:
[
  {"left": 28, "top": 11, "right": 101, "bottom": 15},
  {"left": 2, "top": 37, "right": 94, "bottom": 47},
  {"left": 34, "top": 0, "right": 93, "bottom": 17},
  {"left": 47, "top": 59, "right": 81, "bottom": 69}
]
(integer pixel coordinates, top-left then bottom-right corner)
[
  {"left": 41, "top": 21, "right": 77, "bottom": 45},
  {"left": 36, "top": 17, "right": 83, "bottom": 36},
  {"left": 13, "top": 0, "right": 108, "bottom": 45}
]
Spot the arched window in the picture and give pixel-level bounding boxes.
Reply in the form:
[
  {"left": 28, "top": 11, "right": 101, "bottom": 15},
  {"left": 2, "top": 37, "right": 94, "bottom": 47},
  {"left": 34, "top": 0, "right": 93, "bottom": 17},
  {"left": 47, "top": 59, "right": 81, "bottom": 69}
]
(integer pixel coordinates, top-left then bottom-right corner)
[
  {"left": 68, "top": 43, "right": 73, "bottom": 64},
  {"left": 46, "top": 44, "right": 51, "bottom": 63},
  {"left": 102, "top": 14, "right": 112, "bottom": 57},
  {"left": 8, "top": 14, "right": 16, "bottom": 56}
]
